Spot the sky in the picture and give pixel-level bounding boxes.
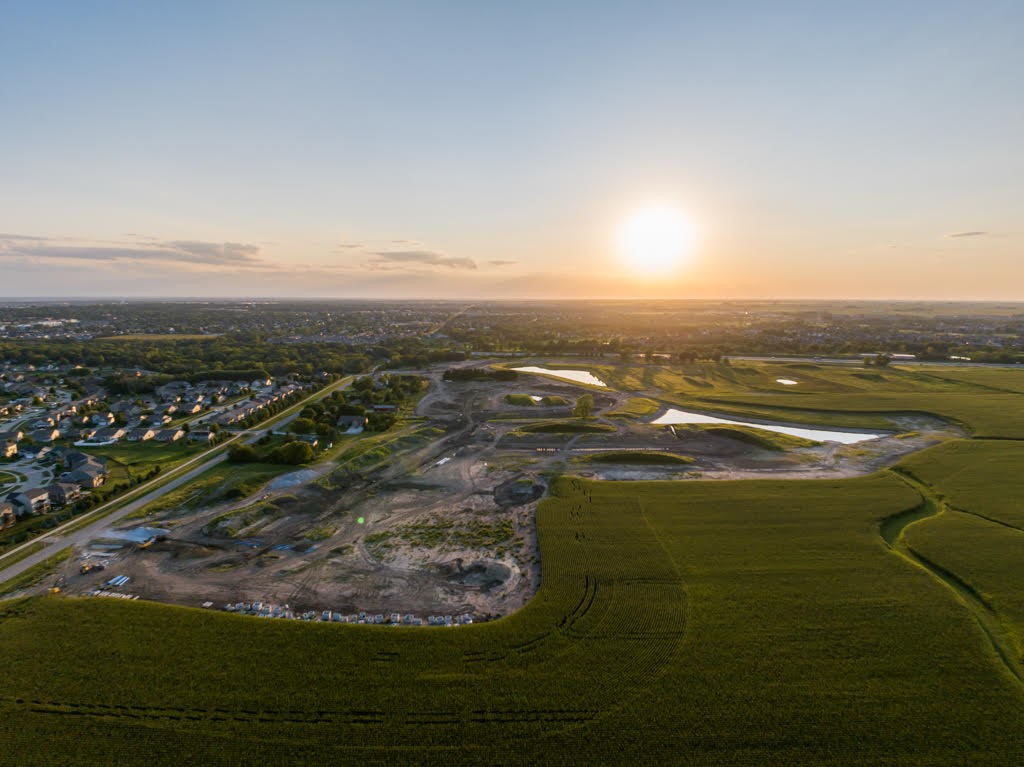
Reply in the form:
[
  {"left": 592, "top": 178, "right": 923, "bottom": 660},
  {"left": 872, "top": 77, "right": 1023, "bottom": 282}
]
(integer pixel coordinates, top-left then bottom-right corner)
[{"left": 1, "top": 0, "right": 1021, "bottom": 300}]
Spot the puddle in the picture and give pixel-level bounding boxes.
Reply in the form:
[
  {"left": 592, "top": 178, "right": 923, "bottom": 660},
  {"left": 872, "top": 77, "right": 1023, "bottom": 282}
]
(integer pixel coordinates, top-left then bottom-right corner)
[
  {"left": 267, "top": 469, "right": 319, "bottom": 490},
  {"left": 776, "top": 379, "right": 799, "bottom": 385},
  {"left": 651, "top": 408, "right": 886, "bottom": 444},
  {"left": 512, "top": 366, "right": 607, "bottom": 387}
]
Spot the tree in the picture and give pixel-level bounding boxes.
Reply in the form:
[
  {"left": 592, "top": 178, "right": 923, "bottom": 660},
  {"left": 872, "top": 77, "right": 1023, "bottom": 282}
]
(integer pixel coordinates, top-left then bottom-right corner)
[
  {"left": 573, "top": 393, "right": 594, "bottom": 418},
  {"left": 269, "top": 441, "right": 313, "bottom": 465},
  {"left": 291, "top": 417, "right": 316, "bottom": 434},
  {"left": 227, "top": 444, "right": 259, "bottom": 463}
]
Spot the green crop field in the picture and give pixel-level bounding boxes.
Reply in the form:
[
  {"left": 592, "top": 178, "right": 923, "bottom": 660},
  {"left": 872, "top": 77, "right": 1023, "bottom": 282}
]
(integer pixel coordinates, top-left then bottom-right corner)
[
  {"left": 2, "top": 471, "right": 1024, "bottom": 764},
  {"left": 2, "top": 362, "right": 1024, "bottom": 764}
]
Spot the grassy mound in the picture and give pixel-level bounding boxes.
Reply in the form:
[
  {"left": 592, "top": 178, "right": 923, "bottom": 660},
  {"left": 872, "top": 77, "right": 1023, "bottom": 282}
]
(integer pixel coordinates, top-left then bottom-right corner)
[
  {"left": 540, "top": 395, "right": 569, "bottom": 406},
  {"left": 697, "top": 425, "right": 817, "bottom": 450},
  {"left": 504, "top": 394, "right": 537, "bottom": 406},
  {"left": 518, "top": 421, "right": 616, "bottom": 434},
  {"left": 607, "top": 397, "right": 660, "bottom": 419},
  {"left": 575, "top": 451, "right": 694, "bottom": 465}
]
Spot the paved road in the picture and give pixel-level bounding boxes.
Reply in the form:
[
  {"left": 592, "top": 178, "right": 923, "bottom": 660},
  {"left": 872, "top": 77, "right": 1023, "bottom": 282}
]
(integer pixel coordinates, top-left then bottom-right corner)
[{"left": 0, "top": 375, "right": 354, "bottom": 587}]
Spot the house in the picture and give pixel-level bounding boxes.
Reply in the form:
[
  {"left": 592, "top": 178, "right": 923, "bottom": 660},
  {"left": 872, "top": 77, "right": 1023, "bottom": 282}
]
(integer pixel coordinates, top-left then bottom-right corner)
[
  {"left": 336, "top": 415, "right": 368, "bottom": 433},
  {"left": 296, "top": 434, "right": 319, "bottom": 447},
  {"left": 29, "top": 428, "right": 61, "bottom": 443},
  {"left": 91, "top": 412, "right": 115, "bottom": 426},
  {"left": 66, "top": 466, "right": 105, "bottom": 488},
  {"left": 47, "top": 482, "right": 81, "bottom": 507},
  {"left": 63, "top": 450, "right": 98, "bottom": 471},
  {"left": 154, "top": 428, "right": 185, "bottom": 443},
  {"left": 9, "top": 488, "right": 51, "bottom": 516},
  {"left": 1, "top": 441, "right": 16, "bottom": 459},
  {"left": 126, "top": 427, "right": 156, "bottom": 442},
  {"left": 93, "top": 426, "right": 126, "bottom": 442},
  {"left": 0, "top": 501, "right": 15, "bottom": 527},
  {"left": 61, "top": 451, "right": 108, "bottom": 488},
  {"left": 188, "top": 429, "right": 215, "bottom": 443},
  {"left": 0, "top": 429, "right": 23, "bottom": 443}
]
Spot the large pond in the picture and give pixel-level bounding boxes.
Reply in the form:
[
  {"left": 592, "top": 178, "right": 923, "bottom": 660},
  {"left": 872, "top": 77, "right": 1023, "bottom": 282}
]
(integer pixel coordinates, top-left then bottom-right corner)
[
  {"left": 651, "top": 408, "right": 887, "bottom": 444},
  {"left": 512, "top": 366, "right": 607, "bottom": 387}
]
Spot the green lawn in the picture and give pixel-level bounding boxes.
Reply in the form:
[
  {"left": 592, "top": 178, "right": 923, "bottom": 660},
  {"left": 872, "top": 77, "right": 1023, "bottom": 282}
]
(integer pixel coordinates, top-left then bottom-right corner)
[
  {"left": 87, "top": 441, "right": 208, "bottom": 477},
  {"left": 131, "top": 462, "right": 291, "bottom": 519}
]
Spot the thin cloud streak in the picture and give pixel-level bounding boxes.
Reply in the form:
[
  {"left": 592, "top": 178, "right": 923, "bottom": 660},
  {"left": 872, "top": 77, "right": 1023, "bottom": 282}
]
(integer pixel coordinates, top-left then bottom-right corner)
[
  {"left": 0, "top": 234, "right": 264, "bottom": 267},
  {"left": 369, "top": 250, "right": 476, "bottom": 270}
]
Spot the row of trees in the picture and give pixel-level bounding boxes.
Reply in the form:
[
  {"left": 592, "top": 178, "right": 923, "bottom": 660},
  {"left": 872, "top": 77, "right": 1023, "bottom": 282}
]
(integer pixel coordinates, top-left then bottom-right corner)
[
  {"left": 227, "top": 440, "right": 314, "bottom": 466},
  {"left": 0, "top": 338, "right": 375, "bottom": 378}
]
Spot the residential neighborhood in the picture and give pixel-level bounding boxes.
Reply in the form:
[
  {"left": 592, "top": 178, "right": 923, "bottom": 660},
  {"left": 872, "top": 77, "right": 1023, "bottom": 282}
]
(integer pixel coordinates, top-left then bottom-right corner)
[{"left": 0, "top": 361, "right": 309, "bottom": 532}]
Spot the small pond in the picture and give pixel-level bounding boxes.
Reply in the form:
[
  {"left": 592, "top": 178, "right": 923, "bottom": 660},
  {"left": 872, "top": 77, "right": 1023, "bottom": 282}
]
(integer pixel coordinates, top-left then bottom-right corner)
[
  {"left": 651, "top": 408, "right": 887, "bottom": 444},
  {"left": 512, "top": 366, "right": 607, "bottom": 387}
]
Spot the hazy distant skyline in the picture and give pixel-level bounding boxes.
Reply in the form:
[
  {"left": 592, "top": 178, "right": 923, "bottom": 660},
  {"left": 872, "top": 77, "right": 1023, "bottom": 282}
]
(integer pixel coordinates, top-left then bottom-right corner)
[{"left": 2, "top": 1, "right": 1022, "bottom": 299}]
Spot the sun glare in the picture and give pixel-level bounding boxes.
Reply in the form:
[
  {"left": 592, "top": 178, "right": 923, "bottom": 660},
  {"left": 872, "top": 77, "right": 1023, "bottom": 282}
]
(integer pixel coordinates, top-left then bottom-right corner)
[{"left": 619, "top": 205, "right": 694, "bottom": 275}]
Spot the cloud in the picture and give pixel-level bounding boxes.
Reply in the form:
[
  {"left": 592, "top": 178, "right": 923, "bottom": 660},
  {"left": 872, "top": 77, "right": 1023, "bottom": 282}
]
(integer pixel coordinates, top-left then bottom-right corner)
[
  {"left": 948, "top": 231, "right": 987, "bottom": 238},
  {"left": 369, "top": 250, "right": 477, "bottom": 270},
  {"left": 162, "top": 240, "right": 261, "bottom": 263},
  {"left": 0, "top": 234, "right": 263, "bottom": 268},
  {"left": 488, "top": 259, "right": 518, "bottom": 266},
  {"left": 0, "top": 232, "right": 49, "bottom": 241}
]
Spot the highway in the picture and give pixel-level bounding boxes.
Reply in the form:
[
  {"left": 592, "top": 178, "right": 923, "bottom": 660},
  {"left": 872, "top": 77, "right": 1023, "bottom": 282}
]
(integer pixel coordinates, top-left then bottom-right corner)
[{"left": 0, "top": 374, "right": 354, "bottom": 587}]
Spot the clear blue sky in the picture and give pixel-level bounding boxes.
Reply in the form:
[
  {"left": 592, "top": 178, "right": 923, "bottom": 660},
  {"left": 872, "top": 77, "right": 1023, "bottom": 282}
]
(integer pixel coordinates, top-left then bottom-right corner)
[{"left": 1, "top": 1, "right": 1021, "bottom": 298}]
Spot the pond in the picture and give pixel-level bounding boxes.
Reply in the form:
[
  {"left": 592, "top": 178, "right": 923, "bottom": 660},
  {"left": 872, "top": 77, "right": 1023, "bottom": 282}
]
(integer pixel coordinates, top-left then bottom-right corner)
[
  {"left": 651, "top": 408, "right": 886, "bottom": 444},
  {"left": 512, "top": 366, "right": 607, "bottom": 387},
  {"left": 776, "top": 378, "right": 799, "bottom": 385}
]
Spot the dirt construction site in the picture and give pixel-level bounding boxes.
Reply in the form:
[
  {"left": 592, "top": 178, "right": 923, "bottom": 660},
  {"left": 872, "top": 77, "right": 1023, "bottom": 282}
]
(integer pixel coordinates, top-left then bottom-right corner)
[{"left": 54, "top": 362, "right": 959, "bottom": 620}]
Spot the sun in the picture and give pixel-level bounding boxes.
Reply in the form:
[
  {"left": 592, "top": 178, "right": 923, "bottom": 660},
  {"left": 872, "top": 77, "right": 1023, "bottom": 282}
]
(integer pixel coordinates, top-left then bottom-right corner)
[{"left": 618, "top": 204, "right": 694, "bottom": 274}]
